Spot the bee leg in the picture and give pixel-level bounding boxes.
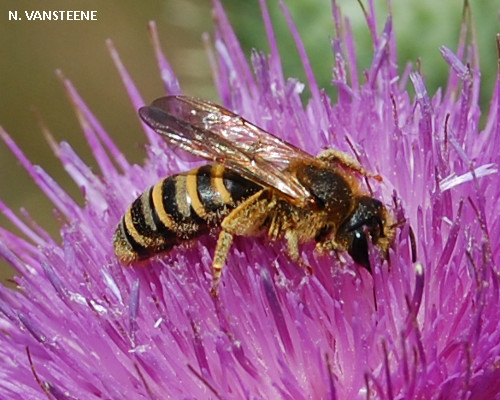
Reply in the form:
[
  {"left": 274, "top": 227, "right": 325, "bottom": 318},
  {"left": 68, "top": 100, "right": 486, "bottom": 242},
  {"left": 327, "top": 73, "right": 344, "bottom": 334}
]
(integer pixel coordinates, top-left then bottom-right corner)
[
  {"left": 315, "top": 240, "right": 341, "bottom": 254},
  {"left": 210, "top": 230, "right": 234, "bottom": 297},
  {"left": 285, "top": 231, "right": 313, "bottom": 275},
  {"left": 318, "top": 149, "right": 382, "bottom": 181},
  {"left": 210, "top": 190, "right": 272, "bottom": 296}
]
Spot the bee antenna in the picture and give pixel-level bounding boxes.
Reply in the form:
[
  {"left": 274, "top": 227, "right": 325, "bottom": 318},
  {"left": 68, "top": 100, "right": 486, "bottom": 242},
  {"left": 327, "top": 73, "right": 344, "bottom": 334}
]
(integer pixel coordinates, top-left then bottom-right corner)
[
  {"left": 389, "top": 218, "right": 418, "bottom": 263},
  {"left": 389, "top": 218, "right": 406, "bottom": 230},
  {"left": 409, "top": 225, "right": 417, "bottom": 263}
]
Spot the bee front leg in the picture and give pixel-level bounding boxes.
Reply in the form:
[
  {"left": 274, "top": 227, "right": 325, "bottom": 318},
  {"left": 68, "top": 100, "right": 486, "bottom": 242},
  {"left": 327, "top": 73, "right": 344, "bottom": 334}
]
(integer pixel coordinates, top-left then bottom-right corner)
[
  {"left": 315, "top": 239, "right": 341, "bottom": 254},
  {"left": 318, "top": 149, "right": 381, "bottom": 181}
]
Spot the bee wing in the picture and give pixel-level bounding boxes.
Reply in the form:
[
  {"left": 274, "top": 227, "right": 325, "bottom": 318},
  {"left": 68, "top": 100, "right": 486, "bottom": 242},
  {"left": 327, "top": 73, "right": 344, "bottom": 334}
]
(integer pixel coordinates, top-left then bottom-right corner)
[{"left": 139, "top": 95, "right": 315, "bottom": 201}]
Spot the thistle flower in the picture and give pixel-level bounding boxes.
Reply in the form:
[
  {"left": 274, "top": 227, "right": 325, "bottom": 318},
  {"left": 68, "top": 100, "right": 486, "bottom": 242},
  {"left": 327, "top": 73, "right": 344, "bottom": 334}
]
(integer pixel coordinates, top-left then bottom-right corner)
[{"left": 1, "top": 1, "right": 500, "bottom": 399}]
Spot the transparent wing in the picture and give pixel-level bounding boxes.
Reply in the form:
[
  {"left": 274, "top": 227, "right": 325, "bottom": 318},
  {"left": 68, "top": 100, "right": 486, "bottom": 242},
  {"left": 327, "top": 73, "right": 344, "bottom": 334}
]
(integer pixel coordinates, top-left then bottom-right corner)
[{"left": 139, "top": 95, "right": 315, "bottom": 201}]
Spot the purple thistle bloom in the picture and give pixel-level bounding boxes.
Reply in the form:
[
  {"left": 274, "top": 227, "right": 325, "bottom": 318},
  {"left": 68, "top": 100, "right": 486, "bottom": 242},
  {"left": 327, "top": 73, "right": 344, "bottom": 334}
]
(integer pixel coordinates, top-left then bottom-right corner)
[{"left": 1, "top": 0, "right": 500, "bottom": 398}]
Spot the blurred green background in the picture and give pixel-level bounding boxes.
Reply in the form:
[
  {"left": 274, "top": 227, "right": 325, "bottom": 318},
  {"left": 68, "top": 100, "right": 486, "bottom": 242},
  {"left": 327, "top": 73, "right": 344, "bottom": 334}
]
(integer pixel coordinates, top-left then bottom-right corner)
[{"left": 0, "top": 0, "right": 498, "bottom": 283}]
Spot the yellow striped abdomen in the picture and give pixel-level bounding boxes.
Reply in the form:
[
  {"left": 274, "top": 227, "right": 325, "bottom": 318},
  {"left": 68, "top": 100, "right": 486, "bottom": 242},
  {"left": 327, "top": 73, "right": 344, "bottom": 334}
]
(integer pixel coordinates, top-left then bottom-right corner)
[{"left": 113, "top": 164, "right": 261, "bottom": 263}]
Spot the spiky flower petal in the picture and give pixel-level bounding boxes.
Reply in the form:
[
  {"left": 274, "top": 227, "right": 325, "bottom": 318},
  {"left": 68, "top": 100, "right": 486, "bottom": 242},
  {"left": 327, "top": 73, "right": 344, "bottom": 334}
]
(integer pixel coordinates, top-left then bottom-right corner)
[{"left": 1, "top": 1, "right": 499, "bottom": 398}]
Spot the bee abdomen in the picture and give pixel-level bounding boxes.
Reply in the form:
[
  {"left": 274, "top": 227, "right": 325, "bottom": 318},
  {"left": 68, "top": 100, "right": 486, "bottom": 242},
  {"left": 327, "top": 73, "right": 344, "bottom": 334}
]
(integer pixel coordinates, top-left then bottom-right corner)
[{"left": 113, "top": 164, "right": 261, "bottom": 263}]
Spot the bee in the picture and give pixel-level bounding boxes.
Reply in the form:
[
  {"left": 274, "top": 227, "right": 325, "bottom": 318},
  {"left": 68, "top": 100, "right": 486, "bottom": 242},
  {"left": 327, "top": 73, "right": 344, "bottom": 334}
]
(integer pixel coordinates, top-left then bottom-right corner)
[{"left": 113, "top": 96, "right": 395, "bottom": 295}]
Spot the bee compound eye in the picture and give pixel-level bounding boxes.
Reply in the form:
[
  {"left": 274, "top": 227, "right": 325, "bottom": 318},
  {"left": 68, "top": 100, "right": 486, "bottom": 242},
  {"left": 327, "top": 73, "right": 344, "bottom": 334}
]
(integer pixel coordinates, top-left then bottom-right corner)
[{"left": 348, "top": 230, "right": 371, "bottom": 272}]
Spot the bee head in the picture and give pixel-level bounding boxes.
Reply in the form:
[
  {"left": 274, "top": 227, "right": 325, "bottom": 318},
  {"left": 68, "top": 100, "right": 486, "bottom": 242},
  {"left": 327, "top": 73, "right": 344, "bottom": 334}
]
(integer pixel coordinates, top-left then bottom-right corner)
[{"left": 336, "top": 196, "right": 392, "bottom": 272}]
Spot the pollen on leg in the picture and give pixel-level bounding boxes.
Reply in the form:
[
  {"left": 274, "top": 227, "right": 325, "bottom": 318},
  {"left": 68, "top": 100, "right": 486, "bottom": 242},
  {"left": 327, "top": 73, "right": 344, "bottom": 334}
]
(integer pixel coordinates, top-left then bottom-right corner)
[
  {"left": 285, "top": 230, "right": 313, "bottom": 275},
  {"left": 210, "top": 230, "right": 234, "bottom": 296}
]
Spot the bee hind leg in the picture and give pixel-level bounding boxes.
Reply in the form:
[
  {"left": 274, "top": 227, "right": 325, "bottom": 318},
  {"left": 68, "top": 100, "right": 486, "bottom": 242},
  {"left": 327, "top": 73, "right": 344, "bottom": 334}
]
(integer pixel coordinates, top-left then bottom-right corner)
[
  {"left": 210, "top": 190, "right": 273, "bottom": 296},
  {"left": 210, "top": 230, "right": 234, "bottom": 297}
]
